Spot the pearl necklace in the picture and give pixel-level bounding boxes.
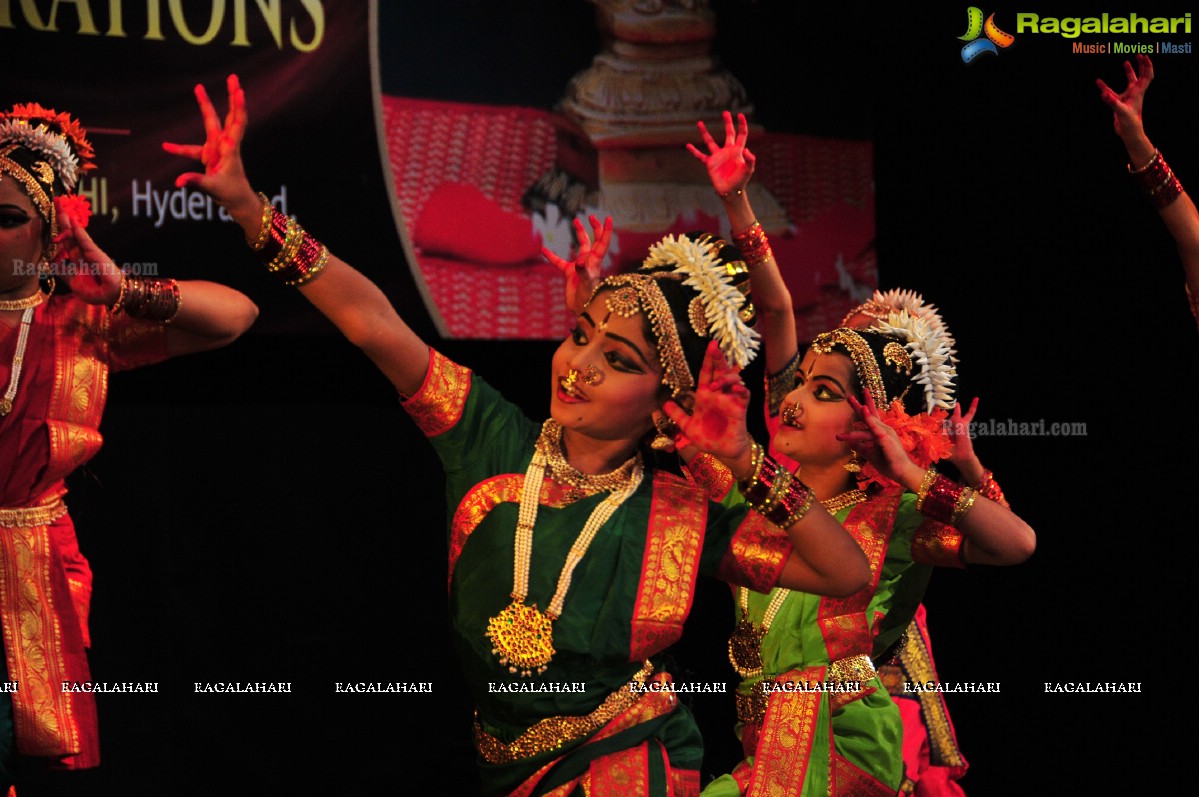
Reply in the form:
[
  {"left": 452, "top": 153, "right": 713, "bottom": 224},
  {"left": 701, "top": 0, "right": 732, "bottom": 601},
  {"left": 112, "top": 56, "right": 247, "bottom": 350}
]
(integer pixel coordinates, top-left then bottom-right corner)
[
  {"left": 486, "top": 422, "right": 644, "bottom": 677},
  {"left": 727, "top": 488, "right": 870, "bottom": 678},
  {"left": 0, "top": 307, "right": 35, "bottom": 417}
]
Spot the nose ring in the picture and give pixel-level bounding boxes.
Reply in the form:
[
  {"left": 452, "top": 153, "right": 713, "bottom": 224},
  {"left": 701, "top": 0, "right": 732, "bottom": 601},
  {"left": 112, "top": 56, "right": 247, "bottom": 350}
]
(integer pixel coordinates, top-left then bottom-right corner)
[
  {"left": 563, "top": 369, "right": 581, "bottom": 390},
  {"left": 781, "top": 403, "right": 798, "bottom": 426},
  {"left": 582, "top": 365, "right": 602, "bottom": 385}
]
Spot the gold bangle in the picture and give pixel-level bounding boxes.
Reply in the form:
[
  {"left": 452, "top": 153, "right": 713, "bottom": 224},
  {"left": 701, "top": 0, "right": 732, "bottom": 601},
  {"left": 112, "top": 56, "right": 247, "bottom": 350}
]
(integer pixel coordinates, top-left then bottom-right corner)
[
  {"left": 739, "top": 441, "right": 765, "bottom": 491},
  {"left": 267, "top": 218, "right": 304, "bottom": 272},
  {"left": 915, "top": 467, "right": 938, "bottom": 511},
  {"left": 951, "top": 487, "right": 978, "bottom": 525},
  {"left": 109, "top": 273, "right": 129, "bottom": 313},
  {"left": 249, "top": 192, "right": 272, "bottom": 250}
]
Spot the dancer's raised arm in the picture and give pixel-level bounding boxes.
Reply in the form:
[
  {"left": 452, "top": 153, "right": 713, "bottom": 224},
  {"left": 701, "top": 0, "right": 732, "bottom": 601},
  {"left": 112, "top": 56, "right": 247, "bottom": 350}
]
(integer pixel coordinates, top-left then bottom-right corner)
[
  {"left": 1098, "top": 54, "right": 1199, "bottom": 318},
  {"left": 164, "top": 75, "right": 429, "bottom": 394}
]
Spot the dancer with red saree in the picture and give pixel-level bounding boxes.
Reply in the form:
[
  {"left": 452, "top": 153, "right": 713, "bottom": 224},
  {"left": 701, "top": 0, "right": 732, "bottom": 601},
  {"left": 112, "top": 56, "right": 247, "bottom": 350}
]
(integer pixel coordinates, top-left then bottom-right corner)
[
  {"left": 0, "top": 104, "right": 257, "bottom": 792},
  {"left": 168, "top": 76, "right": 872, "bottom": 797}
]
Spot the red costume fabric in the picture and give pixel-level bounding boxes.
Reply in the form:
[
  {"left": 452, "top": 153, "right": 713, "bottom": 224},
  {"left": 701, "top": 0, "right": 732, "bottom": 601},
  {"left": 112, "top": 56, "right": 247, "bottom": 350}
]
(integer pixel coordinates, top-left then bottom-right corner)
[{"left": 0, "top": 295, "right": 166, "bottom": 768}]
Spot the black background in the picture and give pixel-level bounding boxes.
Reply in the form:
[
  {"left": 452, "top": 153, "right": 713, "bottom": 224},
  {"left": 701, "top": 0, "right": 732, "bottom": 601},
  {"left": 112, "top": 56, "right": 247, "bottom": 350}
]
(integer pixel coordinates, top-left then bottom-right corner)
[{"left": 4, "top": 1, "right": 1195, "bottom": 794}]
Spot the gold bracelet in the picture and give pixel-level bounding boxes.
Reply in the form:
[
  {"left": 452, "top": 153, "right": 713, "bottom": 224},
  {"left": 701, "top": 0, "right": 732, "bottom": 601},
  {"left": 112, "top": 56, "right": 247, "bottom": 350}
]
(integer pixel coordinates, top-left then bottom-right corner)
[
  {"left": 249, "top": 192, "right": 273, "bottom": 250},
  {"left": 739, "top": 441, "right": 766, "bottom": 492},
  {"left": 267, "top": 218, "right": 304, "bottom": 272},
  {"left": 915, "top": 467, "right": 938, "bottom": 511},
  {"left": 951, "top": 487, "right": 978, "bottom": 525},
  {"left": 109, "top": 273, "right": 129, "bottom": 313}
]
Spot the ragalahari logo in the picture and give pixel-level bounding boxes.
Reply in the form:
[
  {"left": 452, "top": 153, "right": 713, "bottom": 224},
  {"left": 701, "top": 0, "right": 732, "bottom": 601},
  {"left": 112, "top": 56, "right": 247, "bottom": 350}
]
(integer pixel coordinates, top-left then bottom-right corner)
[{"left": 959, "top": 7, "right": 1015, "bottom": 62}]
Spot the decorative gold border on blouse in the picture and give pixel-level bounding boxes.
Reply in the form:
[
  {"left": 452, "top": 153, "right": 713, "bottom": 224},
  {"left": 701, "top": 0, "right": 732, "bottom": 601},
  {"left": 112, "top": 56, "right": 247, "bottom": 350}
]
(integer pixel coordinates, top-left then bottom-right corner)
[
  {"left": 628, "top": 472, "right": 706, "bottom": 662},
  {"left": 911, "top": 520, "right": 965, "bottom": 569},
  {"left": 715, "top": 512, "right": 793, "bottom": 594},
  {"left": 818, "top": 490, "right": 899, "bottom": 663},
  {"left": 402, "top": 348, "right": 471, "bottom": 438}
]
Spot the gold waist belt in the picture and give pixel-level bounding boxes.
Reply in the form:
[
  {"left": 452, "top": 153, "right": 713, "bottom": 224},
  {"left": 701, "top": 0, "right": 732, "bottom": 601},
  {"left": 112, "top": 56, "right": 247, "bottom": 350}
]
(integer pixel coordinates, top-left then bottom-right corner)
[
  {"left": 736, "top": 653, "right": 877, "bottom": 727},
  {"left": 474, "top": 660, "right": 655, "bottom": 765},
  {"left": 0, "top": 496, "right": 68, "bottom": 528}
]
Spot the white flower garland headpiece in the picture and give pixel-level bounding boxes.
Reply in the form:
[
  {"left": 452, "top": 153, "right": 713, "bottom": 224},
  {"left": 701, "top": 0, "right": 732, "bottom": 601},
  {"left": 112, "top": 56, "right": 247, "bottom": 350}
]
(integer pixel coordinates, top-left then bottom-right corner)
[
  {"left": 0, "top": 120, "right": 81, "bottom": 192},
  {"left": 875, "top": 309, "right": 956, "bottom": 412},
  {"left": 642, "top": 234, "right": 760, "bottom": 369},
  {"left": 841, "top": 288, "right": 958, "bottom": 413}
]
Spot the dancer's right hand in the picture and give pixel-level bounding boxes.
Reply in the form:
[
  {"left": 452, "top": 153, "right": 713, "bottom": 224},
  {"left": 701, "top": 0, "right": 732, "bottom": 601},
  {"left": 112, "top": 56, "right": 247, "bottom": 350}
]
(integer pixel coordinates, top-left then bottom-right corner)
[
  {"left": 542, "top": 214, "right": 611, "bottom": 315},
  {"left": 687, "top": 110, "right": 755, "bottom": 198},
  {"left": 162, "top": 74, "right": 261, "bottom": 222}
]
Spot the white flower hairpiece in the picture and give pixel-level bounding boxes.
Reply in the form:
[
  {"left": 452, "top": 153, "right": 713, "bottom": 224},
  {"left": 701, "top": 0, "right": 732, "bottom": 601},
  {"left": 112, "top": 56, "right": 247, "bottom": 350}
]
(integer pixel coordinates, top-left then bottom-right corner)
[
  {"left": 0, "top": 120, "right": 81, "bottom": 191},
  {"left": 876, "top": 309, "right": 956, "bottom": 412},
  {"left": 643, "top": 234, "right": 760, "bottom": 368}
]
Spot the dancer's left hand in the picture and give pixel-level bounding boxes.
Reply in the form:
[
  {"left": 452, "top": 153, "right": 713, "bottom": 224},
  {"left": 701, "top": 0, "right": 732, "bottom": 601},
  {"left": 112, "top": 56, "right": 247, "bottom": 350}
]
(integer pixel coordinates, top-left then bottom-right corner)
[
  {"left": 944, "top": 397, "right": 979, "bottom": 470},
  {"left": 1096, "top": 53, "right": 1152, "bottom": 145},
  {"left": 163, "top": 74, "right": 260, "bottom": 220}
]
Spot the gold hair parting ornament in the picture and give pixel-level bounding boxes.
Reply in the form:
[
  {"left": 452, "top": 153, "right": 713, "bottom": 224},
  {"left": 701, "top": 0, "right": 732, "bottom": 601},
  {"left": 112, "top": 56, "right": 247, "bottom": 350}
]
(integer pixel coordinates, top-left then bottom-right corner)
[{"left": 810, "top": 328, "right": 891, "bottom": 408}]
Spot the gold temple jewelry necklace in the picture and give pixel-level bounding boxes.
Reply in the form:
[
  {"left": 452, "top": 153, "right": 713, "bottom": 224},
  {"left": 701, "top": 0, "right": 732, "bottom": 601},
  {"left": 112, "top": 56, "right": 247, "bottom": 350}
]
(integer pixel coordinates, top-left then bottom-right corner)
[
  {"left": 486, "top": 420, "right": 643, "bottom": 677},
  {"left": 726, "top": 488, "right": 869, "bottom": 677}
]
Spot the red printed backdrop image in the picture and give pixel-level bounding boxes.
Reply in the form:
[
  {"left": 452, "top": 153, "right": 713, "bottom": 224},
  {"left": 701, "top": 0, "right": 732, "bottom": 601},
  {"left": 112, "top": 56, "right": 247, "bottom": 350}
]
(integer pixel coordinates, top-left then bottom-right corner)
[{"left": 377, "top": 2, "right": 877, "bottom": 342}]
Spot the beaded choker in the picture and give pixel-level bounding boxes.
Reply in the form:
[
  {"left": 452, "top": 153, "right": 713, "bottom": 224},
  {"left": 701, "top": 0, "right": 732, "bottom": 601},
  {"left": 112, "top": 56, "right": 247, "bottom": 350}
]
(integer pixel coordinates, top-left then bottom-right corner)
[
  {"left": 0, "top": 288, "right": 48, "bottom": 312},
  {"left": 486, "top": 421, "right": 643, "bottom": 676},
  {"left": 535, "top": 419, "right": 642, "bottom": 496}
]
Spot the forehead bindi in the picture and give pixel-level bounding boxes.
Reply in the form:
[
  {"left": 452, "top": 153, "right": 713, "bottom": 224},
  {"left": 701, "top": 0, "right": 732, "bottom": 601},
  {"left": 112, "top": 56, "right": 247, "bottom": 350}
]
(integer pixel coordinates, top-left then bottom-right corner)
[
  {"left": 582, "top": 307, "right": 659, "bottom": 372},
  {"left": 802, "top": 350, "right": 853, "bottom": 382}
]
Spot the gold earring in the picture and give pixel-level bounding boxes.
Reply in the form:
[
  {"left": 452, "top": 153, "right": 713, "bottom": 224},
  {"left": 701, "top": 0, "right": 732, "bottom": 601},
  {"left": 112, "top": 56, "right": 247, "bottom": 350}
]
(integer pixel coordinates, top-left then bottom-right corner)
[
  {"left": 651, "top": 414, "right": 679, "bottom": 451},
  {"left": 37, "top": 258, "right": 56, "bottom": 296},
  {"left": 844, "top": 450, "right": 863, "bottom": 473}
]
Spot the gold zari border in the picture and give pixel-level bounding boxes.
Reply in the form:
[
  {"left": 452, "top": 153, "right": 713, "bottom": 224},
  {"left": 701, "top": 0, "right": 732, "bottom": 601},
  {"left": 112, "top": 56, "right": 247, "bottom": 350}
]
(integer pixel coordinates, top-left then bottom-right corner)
[
  {"left": 0, "top": 496, "right": 67, "bottom": 528},
  {"left": 473, "top": 660, "right": 654, "bottom": 764}
]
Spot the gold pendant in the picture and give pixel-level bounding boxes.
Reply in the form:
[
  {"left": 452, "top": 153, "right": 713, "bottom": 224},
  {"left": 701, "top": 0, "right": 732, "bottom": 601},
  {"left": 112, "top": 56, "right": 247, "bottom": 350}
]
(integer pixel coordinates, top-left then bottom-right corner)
[
  {"left": 727, "top": 619, "right": 766, "bottom": 678},
  {"left": 0, "top": 398, "right": 11, "bottom": 417},
  {"left": 486, "top": 599, "right": 556, "bottom": 677}
]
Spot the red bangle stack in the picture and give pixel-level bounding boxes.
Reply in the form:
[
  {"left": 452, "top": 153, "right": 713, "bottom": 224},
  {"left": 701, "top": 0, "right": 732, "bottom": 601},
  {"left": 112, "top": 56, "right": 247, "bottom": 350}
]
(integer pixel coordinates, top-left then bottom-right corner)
[
  {"left": 1129, "top": 150, "right": 1184, "bottom": 209},
  {"left": 738, "top": 442, "right": 815, "bottom": 527},
  {"left": 916, "top": 467, "right": 978, "bottom": 525},
  {"left": 257, "top": 205, "right": 329, "bottom": 287},
  {"left": 111, "top": 276, "right": 181, "bottom": 322},
  {"left": 732, "top": 221, "right": 773, "bottom": 267}
]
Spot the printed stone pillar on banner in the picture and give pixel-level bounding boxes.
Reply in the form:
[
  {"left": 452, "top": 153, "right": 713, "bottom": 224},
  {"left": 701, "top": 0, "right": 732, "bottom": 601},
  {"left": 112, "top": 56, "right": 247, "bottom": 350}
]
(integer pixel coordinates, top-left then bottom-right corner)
[{"left": 560, "top": 0, "right": 787, "bottom": 235}]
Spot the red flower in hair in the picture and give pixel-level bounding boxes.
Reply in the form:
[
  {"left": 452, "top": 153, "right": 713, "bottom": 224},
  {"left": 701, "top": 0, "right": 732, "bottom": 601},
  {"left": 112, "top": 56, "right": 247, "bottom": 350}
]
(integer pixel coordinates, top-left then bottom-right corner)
[
  {"left": 858, "top": 400, "right": 952, "bottom": 489},
  {"left": 55, "top": 193, "right": 92, "bottom": 229},
  {"left": 6, "top": 102, "right": 96, "bottom": 171}
]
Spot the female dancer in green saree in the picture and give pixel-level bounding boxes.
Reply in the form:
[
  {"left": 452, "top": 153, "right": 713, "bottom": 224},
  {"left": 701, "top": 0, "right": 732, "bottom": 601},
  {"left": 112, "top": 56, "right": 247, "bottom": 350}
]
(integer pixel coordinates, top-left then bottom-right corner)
[
  {"left": 165, "top": 77, "right": 872, "bottom": 797},
  {"left": 672, "top": 113, "right": 1036, "bottom": 797}
]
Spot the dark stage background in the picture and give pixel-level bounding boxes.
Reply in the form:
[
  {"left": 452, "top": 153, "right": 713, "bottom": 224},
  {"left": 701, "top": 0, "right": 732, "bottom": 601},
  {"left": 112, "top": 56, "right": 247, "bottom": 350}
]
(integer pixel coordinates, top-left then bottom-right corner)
[{"left": 3, "top": 1, "right": 1193, "bottom": 794}]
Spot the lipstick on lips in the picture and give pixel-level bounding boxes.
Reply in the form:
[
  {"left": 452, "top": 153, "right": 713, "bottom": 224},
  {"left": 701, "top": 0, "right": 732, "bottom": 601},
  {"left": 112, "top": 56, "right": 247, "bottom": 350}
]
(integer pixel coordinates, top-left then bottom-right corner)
[{"left": 558, "top": 369, "right": 586, "bottom": 402}]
